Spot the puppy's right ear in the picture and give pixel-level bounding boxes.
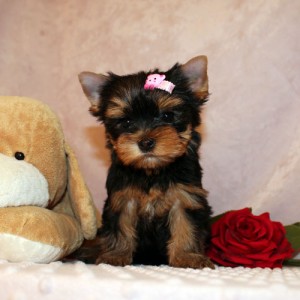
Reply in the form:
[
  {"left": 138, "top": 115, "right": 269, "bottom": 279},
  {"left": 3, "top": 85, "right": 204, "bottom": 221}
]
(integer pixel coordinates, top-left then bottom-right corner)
[
  {"left": 78, "top": 72, "right": 108, "bottom": 115},
  {"left": 181, "top": 56, "right": 208, "bottom": 100}
]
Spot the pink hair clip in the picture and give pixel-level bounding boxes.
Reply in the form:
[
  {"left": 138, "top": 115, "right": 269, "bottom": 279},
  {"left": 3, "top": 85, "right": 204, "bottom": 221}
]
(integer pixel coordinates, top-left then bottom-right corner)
[{"left": 144, "top": 74, "right": 175, "bottom": 94}]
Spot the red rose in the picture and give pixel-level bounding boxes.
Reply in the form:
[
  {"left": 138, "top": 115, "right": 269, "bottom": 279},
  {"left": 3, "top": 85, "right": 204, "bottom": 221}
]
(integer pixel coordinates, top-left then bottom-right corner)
[{"left": 207, "top": 208, "right": 294, "bottom": 268}]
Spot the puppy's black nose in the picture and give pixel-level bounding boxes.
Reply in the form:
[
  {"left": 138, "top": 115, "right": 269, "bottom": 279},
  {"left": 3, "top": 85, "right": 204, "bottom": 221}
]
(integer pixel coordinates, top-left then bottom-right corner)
[{"left": 138, "top": 138, "right": 156, "bottom": 152}]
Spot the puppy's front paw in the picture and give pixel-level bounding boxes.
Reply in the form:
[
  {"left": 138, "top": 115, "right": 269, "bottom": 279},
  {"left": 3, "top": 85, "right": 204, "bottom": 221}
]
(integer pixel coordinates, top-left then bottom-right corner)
[
  {"left": 96, "top": 254, "right": 132, "bottom": 266},
  {"left": 169, "top": 253, "right": 215, "bottom": 269}
]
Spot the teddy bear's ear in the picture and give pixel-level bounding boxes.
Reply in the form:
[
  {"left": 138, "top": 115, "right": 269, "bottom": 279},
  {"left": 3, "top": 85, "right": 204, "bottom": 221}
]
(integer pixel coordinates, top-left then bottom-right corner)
[
  {"left": 64, "top": 142, "right": 100, "bottom": 240},
  {"left": 78, "top": 72, "right": 108, "bottom": 115},
  {"left": 181, "top": 55, "right": 209, "bottom": 100}
]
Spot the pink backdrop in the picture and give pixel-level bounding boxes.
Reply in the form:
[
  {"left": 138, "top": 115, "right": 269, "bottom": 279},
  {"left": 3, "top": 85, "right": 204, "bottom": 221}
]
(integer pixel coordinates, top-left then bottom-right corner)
[{"left": 1, "top": 0, "right": 299, "bottom": 224}]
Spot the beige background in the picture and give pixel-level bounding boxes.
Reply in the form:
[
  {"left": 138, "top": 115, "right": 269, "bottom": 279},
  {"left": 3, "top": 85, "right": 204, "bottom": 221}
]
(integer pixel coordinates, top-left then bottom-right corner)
[{"left": 1, "top": 0, "right": 299, "bottom": 224}]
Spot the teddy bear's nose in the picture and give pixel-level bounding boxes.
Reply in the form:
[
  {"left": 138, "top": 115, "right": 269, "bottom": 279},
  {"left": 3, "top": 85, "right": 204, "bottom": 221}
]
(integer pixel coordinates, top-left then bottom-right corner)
[{"left": 138, "top": 138, "right": 156, "bottom": 152}]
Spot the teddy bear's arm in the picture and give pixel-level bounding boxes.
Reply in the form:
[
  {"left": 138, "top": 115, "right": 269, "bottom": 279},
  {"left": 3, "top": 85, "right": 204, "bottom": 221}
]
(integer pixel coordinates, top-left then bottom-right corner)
[{"left": 0, "top": 206, "right": 83, "bottom": 263}]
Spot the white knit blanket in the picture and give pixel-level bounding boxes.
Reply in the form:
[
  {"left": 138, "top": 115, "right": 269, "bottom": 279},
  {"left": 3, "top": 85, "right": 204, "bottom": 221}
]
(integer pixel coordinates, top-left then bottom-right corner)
[{"left": 1, "top": 260, "right": 299, "bottom": 300}]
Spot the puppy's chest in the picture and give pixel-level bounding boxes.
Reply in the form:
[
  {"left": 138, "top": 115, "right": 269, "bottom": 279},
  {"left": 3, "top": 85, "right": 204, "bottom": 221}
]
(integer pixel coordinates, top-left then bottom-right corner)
[
  {"left": 111, "top": 183, "right": 204, "bottom": 220},
  {"left": 138, "top": 188, "right": 170, "bottom": 219},
  {"left": 111, "top": 187, "right": 171, "bottom": 219}
]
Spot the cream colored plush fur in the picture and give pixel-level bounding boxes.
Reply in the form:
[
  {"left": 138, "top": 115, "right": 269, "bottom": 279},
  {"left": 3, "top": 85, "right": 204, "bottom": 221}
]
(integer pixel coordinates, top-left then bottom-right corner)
[{"left": 0, "top": 96, "right": 99, "bottom": 263}]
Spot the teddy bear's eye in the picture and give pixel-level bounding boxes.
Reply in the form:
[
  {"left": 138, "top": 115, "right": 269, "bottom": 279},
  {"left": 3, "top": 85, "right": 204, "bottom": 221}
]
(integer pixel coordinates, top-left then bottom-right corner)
[{"left": 15, "top": 152, "right": 25, "bottom": 160}]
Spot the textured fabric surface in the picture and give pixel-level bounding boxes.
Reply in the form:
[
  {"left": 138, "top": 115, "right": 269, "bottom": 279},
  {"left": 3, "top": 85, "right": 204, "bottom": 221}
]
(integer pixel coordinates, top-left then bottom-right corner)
[
  {"left": 0, "top": 1, "right": 299, "bottom": 223},
  {"left": 0, "top": 261, "right": 299, "bottom": 300}
]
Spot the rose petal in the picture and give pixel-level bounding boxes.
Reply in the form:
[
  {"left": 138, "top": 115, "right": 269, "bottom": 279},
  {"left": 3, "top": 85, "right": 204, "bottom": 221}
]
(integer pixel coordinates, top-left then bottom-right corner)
[
  {"left": 225, "top": 230, "right": 251, "bottom": 251},
  {"left": 210, "top": 237, "right": 228, "bottom": 252},
  {"left": 271, "top": 222, "right": 286, "bottom": 243},
  {"left": 222, "top": 252, "right": 254, "bottom": 265},
  {"left": 246, "top": 239, "right": 277, "bottom": 252},
  {"left": 257, "top": 213, "right": 274, "bottom": 239},
  {"left": 252, "top": 260, "right": 277, "bottom": 268},
  {"left": 207, "top": 248, "right": 238, "bottom": 267},
  {"left": 224, "top": 208, "right": 251, "bottom": 227}
]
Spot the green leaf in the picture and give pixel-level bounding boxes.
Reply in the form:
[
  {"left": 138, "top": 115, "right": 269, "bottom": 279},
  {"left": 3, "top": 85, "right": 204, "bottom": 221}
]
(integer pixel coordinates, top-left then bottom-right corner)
[
  {"left": 283, "top": 222, "right": 300, "bottom": 266},
  {"left": 210, "top": 212, "right": 227, "bottom": 225},
  {"left": 285, "top": 222, "right": 300, "bottom": 250},
  {"left": 283, "top": 259, "right": 300, "bottom": 266}
]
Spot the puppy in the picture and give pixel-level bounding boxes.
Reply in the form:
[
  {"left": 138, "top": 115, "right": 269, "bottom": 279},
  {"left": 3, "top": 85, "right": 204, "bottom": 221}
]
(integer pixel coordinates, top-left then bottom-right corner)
[{"left": 77, "top": 56, "right": 214, "bottom": 269}]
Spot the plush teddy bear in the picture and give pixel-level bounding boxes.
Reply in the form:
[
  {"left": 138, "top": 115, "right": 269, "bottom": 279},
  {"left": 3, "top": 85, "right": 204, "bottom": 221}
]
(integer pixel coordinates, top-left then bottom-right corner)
[{"left": 0, "top": 96, "right": 100, "bottom": 263}]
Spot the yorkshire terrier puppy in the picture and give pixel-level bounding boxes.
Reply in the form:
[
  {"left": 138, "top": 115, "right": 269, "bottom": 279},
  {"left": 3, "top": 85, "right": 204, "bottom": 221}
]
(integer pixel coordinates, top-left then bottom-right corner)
[{"left": 78, "top": 56, "right": 214, "bottom": 269}]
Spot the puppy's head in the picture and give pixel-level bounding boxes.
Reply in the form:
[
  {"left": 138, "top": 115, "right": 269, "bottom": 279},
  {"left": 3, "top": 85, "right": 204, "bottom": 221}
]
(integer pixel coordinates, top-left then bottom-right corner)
[{"left": 79, "top": 56, "right": 208, "bottom": 170}]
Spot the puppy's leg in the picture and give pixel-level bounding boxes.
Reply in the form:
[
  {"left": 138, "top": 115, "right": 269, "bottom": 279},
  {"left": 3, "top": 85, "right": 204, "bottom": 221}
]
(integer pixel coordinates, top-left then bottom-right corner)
[
  {"left": 167, "top": 202, "right": 214, "bottom": 269},
  {"left": 96, "top": 198, "right": 138, "bottom": 266}
]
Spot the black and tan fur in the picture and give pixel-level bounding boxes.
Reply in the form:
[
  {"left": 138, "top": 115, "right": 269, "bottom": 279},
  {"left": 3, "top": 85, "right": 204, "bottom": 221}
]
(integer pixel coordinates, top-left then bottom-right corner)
[{"left": 77, "top": 56, "right": 214, "bottom": 269}]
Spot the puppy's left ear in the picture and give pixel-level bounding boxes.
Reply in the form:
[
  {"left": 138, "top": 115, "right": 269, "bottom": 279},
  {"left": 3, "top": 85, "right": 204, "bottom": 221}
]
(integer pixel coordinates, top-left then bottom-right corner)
[
  {"left": 181, "top": 55, "right": 209, "bottom": 100},
  {"left": 78, "top": 72, "right": 108, "bottom": 115}
]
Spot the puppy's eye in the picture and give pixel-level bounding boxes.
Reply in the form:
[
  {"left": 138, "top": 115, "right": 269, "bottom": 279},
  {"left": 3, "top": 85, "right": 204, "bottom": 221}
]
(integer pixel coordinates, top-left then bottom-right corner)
[
  {"left": 161, "top": 111, "right": 175, "bottom": 123},
  {"left": 120, "top": 118, "right": 133, "bottom": 129},
  {"left": 15, "top": 152, "right": 25, "bottom": 160}
]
